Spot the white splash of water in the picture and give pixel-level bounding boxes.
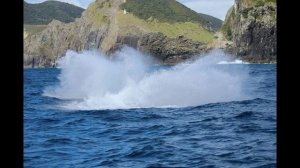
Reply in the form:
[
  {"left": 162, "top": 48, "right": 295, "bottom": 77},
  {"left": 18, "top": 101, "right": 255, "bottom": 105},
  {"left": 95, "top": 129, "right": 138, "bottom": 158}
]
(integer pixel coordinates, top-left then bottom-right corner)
[
  {"left": 43, "top": 47, "right": 251, "bottom": 110},
  {"left": 217, "top": 59, "right": 249, "bottom": 64}
]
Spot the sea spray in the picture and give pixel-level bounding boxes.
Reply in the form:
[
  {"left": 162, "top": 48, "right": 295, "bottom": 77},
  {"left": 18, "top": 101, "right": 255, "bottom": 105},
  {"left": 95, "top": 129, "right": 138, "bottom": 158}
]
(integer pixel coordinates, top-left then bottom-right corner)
[{"left": 43, "top": 47, "right": 251, "bottom": 110}]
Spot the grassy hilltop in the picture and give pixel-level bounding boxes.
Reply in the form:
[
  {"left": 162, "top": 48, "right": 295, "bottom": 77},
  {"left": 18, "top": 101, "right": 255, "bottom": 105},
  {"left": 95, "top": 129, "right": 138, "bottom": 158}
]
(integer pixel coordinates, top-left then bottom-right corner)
[{"left": 24, "top": 0, "right": 84, "bottom": 25}]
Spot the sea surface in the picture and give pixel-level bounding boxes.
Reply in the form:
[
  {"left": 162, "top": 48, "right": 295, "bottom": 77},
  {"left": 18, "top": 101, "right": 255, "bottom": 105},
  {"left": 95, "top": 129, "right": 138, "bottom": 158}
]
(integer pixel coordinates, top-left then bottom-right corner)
[{"left": 24, "top": 64, "right": 276, "bottom": 168}]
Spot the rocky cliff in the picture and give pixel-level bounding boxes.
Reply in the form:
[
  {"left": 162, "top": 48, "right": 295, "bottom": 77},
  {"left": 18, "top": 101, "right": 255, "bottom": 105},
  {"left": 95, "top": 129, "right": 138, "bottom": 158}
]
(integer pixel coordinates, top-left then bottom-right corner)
[
  {"left": 113, "top": 33, "right": 207, "bottom": 65},
  {"left": 24, "top": 0, "right": 215, "bottom": 68},
  {"left": 222, "top": 0, "right": 276, "bottom": 63}
]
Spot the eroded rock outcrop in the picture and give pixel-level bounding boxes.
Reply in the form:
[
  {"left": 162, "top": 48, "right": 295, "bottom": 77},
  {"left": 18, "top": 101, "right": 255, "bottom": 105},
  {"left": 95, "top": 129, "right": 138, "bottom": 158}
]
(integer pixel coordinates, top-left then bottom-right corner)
[
  {"left": 138, "top": 33, "right": 206, "bottom": 64},
  {"left": 107, "top": 33, "right": 207, "bottom": 65},
  {"left": 222, "top": 0, "right": 276, "bottom": 63}
]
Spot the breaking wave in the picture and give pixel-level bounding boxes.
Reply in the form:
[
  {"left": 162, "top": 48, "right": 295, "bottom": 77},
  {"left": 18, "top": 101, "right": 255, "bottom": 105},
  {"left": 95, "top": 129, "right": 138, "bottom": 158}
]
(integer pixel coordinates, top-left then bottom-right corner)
[{"left": 43, "top": 47, "right": 251, "bottom": 110}]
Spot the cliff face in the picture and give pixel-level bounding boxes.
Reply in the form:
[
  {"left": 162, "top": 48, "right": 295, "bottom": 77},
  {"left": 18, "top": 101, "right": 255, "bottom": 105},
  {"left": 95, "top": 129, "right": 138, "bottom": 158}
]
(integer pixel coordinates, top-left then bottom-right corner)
[
  {"left": 222, "top": 0, "right": 276, "bottom": 63},
  {"left": 24, "top": 0, "right": 214, "bottom": 67},
  {"left": 24, "top": 0, "right": 121, "bottom": 67}
]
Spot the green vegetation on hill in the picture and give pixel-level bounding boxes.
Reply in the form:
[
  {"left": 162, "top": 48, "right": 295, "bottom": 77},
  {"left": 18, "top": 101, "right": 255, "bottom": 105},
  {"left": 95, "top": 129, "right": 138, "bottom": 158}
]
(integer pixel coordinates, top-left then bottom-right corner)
[
  {"left": 117, "top": 11, "right": 214, "bottom": 43},
  {"left": 24, "top": 0, "right": 84, "bottom": 25},
  {"left": 221, "top": 7, "right": 235, "bottom": 41},
  {"left": 242, "top": 0, "right": 276, "bottom": 7},
  {"left": 120, "top": 0, "right": 210, "bottom": 27},
  {"left": 198, "top": 13, "right": 223, "bottom": 30},
  {"left": 84, "top": 0, "right": 111, "bottom": 27},
  {"left": 85, "top": 0, "right": 215, "bottom": 43},
  {"left": 24, "top": 25, "right": 48, "bottom": 36}
]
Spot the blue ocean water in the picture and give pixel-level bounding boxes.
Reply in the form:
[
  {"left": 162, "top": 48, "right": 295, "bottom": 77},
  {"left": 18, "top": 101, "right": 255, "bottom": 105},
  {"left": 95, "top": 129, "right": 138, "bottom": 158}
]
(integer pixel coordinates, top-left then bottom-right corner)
[{"left": 24, "top": 64, "right": 276, "bottom": 168}]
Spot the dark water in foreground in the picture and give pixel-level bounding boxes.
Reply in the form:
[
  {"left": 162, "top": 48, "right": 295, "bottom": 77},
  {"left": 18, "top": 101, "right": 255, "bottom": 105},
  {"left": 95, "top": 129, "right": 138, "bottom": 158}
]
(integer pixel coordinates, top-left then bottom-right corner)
[{"left": 24, "top": 65, "right": 276, "bottom": 168}]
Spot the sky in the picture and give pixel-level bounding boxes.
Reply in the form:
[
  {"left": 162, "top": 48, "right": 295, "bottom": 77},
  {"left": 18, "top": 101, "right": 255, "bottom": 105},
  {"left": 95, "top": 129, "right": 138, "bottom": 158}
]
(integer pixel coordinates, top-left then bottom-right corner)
[
  {"left": 25, "top": 0, "right": 234, "bottom": 20},
  {"left": 25, "top": 0, "right": 94, "bottom": 9},
  {"left": 177, "top": 0, "right": 234, "bottom": 20}
]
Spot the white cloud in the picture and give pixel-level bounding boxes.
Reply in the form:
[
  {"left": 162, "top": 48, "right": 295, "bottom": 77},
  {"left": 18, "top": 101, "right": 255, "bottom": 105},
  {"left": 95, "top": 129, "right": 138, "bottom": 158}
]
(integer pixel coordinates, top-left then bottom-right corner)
[{"left": 177, "top": 0, "right": 234, "bottom": 20}]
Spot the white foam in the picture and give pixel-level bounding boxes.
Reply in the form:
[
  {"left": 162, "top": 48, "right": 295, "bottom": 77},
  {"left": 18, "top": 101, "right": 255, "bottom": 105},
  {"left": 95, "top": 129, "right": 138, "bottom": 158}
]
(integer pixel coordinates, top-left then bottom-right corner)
[
  {"left": 217, "top": 59, "right": 249, "bottom": 64},
  {"left": 43, "top": 48, "right": 251, "bottom": 110}
]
